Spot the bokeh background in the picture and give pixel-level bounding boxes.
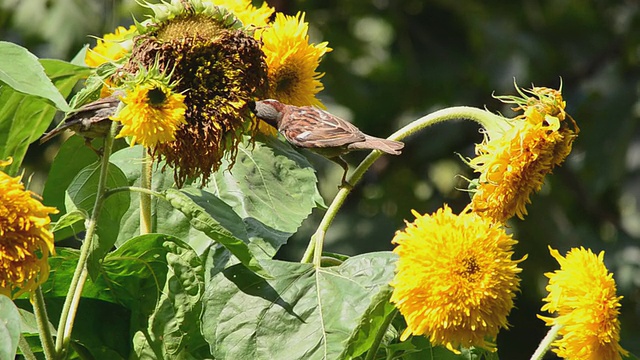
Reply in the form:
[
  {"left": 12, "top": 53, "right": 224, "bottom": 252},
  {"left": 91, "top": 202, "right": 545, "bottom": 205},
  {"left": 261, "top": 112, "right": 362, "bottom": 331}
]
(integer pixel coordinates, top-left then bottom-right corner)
[{"left": 2, "top": 0, "right": 639, "bottom": 358}]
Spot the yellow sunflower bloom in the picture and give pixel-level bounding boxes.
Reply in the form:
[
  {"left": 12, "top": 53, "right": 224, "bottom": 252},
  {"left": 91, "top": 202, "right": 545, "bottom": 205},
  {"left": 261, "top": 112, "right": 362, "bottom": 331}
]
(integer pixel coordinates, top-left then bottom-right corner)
[
  {"left": 539, "top": 247, "right": 628, "bottom": 360},
  {"left": 0, "top": 159, "right": 57, "bottom": 299},
  {"left": 260, "top": 12, "right": 331, "bottom": 108},
  {"left": 112, "top": 81, "right": 187, "bottom": 148},
  {"left": 85, "top": 25, "right": 136, "bottom": 68},
  {"left": 468, "top": 86, "right": 578, "bottom": 223},
  {"left": 390, "top": 205, "right": 524, "bottom": 353},
  {"left": 212, "top": 0, "right": 274, "bottom": 28}
]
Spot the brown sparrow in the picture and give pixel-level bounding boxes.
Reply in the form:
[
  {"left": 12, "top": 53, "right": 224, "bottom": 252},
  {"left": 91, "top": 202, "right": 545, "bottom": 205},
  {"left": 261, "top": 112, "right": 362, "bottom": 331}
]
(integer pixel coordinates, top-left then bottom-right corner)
[
  {"left": 40, "top": 93, "right": 122, "bottom": 153},
  {"left": 250, "top": 99, "right": 404, "bottom": 186}
]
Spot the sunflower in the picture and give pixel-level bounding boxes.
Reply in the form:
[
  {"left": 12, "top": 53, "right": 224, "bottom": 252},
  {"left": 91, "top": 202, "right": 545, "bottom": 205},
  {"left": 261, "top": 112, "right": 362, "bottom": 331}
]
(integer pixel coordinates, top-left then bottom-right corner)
[
  {"left": 260, "top": 12, "right": 331, "bottom": 108},
  {"left": 112, "top": 79, "right": 186, "bottom": 148},
  {"left": 390, "top": 205, "right": 524, "bottom": 353},
  {"left": 539, "top": 247, "right": 628, "bottom": 360},
  {"left": 467, "top": 85, "right": 578, "bottom": 223},
  {"left": 0, "top": 159, "right": 58, "bottom": 299},
  {"left": 121, "top": 0, "right": 268, "bottom": 186},
  {"left": 211, "top": 0, "right": 273, "bottom": 28},
  {"left": 85, "top": 25, "right": 136, "bottom": 67}
]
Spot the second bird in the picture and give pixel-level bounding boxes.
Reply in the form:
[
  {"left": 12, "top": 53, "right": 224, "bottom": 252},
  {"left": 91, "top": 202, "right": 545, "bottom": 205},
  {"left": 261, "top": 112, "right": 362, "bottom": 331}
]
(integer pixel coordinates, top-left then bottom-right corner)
[{"left": 250, "top": 99, "right": 404, "bottom": 186}]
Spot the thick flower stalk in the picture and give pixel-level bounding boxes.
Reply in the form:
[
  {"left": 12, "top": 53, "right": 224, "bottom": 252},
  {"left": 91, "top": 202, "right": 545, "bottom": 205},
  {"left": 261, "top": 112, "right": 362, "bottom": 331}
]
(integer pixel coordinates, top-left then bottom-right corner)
[
  {"left": 539, "top": 247, "right": 628, "bottom": 360},
  {"left": 390, "top": 205, "right": 524, "bottom": 353},
  {"left": 467, "top": 85, "right": 579, "bottom": 223},
  {"left": 0, "top": 159, "right": 58, "bottom": 299}
]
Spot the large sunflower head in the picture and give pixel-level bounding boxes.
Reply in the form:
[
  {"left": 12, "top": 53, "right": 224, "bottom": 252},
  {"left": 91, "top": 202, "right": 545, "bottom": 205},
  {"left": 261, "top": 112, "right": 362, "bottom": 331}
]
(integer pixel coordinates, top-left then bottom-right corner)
[
  {"left": 120, "top": 0, "right": 268, "bottom": 186},
  {"left": 466, "top": 84, "right": 579, "bottom": 223},
  {"left": 538, "top": 247, "right": 628, "bottom": 359},
  {"left": 0, "top": 159, "right": 58, "bottom": 299},
  {"left": 390, "top": 205, "right": 524, "bottom": 354}
]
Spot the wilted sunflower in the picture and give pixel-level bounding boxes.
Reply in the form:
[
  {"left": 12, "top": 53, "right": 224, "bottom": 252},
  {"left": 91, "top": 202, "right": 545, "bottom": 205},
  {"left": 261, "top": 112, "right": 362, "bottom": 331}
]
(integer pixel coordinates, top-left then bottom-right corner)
[
  {"left": 467, "top": 85, "right": 579, "bottom": 223},
  {"left": 260, "top": 12, "right": 331, "bottom": 108},
  {"left": 390, "top": 205, "right": 524, "bottom": 353},
  {"left": 539, "top": 247, "right": 628, "bottom": 360},
  {"left": 120, "top": 0, "right": 268, "bottom": 186},
  {"left": 0, "top": 159, "right": 57, "bottom": 299}
]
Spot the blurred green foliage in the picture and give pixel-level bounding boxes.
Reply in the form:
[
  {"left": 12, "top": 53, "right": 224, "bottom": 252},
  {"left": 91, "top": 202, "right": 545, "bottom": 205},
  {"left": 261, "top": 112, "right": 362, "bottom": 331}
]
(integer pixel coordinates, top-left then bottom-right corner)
[{"left": 2, "top": 0, "right": 639, "bottom": 358}]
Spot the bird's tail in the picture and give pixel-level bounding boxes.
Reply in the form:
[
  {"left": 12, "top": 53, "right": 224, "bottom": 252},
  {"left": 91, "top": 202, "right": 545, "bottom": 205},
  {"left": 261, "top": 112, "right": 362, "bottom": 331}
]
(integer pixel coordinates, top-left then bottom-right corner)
[{"left": 350, "top": 135, "right": 404, "bottom": 155}]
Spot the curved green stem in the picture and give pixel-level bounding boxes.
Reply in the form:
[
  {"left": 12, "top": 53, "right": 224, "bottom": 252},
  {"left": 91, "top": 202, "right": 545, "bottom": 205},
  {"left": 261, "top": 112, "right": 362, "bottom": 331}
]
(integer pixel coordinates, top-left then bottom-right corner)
[
  {"left": 364, "top": 308, "right": 397, "bottom": 360},
  {"left": 530, "top": 324, "right": 562, "bottom": 360},
  {"left": 103, "top": 186, "right": 163, "bottom": 199},
  {"left": 140, "top": 149, "right": 153, "bottom": 235},
  {"left": 301, "top": 106, "right": 503, "bottom": 265},
  {"left": 54, "top": 122, "right": 118, "bottom": 358},
  {"left": 32, "top": 286, "right": 55, "bottom": 359}
]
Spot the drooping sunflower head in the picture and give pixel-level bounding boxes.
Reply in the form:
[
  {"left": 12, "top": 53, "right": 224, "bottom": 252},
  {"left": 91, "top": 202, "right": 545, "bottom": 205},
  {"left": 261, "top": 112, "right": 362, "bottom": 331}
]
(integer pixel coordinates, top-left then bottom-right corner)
[
  {"left": 121, "top": 0, "right": 268, "bottom": 186},
  {"left": 0, "top": 159, "right": 58, "bottom": 299},
  {"left": 390, "top": 205, "right": 524, "bottom": 354},
  {"left": 538, "top": 247, "right": 628, "bottom": 360},
  {"left": 466, "top": 84, "right": 579, "bottom": 223}
]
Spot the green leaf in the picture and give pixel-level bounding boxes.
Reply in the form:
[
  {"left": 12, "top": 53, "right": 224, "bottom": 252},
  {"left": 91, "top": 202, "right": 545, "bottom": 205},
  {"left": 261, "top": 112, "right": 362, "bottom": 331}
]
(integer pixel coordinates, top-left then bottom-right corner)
[
  {"left": 201, "top": 252, "right": 397, "bottom": 360},
  {"left": 0, "top": 42, "right": 71, "bottom": 111},
  {"left": 42, "top": 136, "right": 104, "bottom": 223},
  {"left": 110, "top": 145, "right": 216, "bottom": 255},
  {"left": 0, "top": 295, "right": 21, "bottom": 360},
  {"left": 0, "top": 58, "right": 91, "bottom": 175},
  {"left": 18, "top": 309, "right": 56, "bottom": 335},
  {"left": 130, "top": 236, "right": 210, "bottom": 359},
  {"left": 165, "top": 187, "right": 270, "bottom": 278},
  {"left": 208, "top": 136, "right": 324, "bottom": 257},
  {"left": 64, "top": 161, "right": 130, "bottom": 278}
]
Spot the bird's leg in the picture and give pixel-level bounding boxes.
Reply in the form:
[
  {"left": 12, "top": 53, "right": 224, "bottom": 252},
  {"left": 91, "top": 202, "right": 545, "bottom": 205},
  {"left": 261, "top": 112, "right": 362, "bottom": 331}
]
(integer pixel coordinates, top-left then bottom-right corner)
[
  {"left": 84, "top": 137, "right": 104, "bottom": 157},
  {"left": 330, "top": 156, "right": 353, "bottom": 189}
]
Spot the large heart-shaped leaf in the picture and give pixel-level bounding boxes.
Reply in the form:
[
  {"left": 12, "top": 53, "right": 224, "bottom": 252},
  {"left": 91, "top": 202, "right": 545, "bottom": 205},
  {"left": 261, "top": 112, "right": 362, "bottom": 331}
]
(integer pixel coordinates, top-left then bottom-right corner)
[
  {"left": 208, "top": 136, "right": 324, "bottom": 257},
  {"left": 201, "top": 252, "right": 397, "bottom": 360}
]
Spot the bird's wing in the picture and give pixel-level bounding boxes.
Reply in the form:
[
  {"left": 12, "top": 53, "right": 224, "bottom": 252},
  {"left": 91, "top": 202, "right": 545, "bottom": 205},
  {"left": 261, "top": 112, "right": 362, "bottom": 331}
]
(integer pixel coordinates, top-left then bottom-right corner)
[{"left": 280, "top": 106, "right": 365, "bottom": 149}]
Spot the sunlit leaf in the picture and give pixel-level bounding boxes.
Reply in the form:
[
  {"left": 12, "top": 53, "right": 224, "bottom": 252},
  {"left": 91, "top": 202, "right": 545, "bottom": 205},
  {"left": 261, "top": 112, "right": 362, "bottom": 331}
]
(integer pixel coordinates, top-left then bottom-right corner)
[
  {"left": 165, "top": 187, "right": 270, "bottom": 279},
  {"left": 208, "top": 135, "right": 324, "bottom": 258},
  {"left": 0, "top": 295, "right": 21, "bottom": 360},
  {"left": 201, "top": 252, "right": 397, "bottom": 359},
  {"left": 0, "top": 58, "right": 90, "bottom": 175},
  {"left": 0, "top": 42, "right": 70, "bottom": 110}
]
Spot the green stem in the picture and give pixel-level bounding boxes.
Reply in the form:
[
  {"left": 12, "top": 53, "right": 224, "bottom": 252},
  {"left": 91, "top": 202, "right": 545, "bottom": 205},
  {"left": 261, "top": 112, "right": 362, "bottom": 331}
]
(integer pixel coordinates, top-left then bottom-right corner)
[
  {"left": 18, "top": 334, "right": 37, "bottom": 360},
  {"left": 140, "top": 149, "right": 153, "bottom": 235},
  {"left": 32, "top": 286, "right": 55, "bottom": 360},
  {"left": 530, "top": 323, "right": 562, "bottom": 360},
  {"left": 103, "top": 186, "right": 163, "bottom": 199},
  {"left": 54, "top": 122, "right": 118, "bottom": 358},
  {"left": 364, "top": 308, "right": 398, "bottom": 360},
  {"left": 302, "top": 106, "right": 502, "bottom": 265}
]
